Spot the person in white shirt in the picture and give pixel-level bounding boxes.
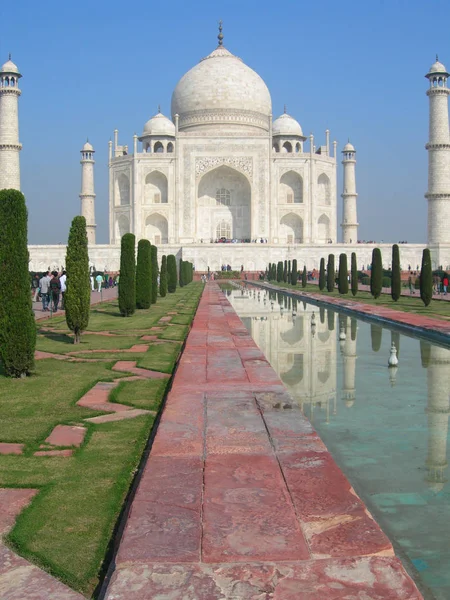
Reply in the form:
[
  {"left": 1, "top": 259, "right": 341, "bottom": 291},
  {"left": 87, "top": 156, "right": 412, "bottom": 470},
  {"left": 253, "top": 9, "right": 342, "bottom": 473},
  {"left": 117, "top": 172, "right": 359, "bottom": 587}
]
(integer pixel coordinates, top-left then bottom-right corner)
[
  {"left": 38, "top": 271, "right": 52, "bottom": 311},
  {"left": 60, "top": 270, "right": 67, "bottom": 309}
]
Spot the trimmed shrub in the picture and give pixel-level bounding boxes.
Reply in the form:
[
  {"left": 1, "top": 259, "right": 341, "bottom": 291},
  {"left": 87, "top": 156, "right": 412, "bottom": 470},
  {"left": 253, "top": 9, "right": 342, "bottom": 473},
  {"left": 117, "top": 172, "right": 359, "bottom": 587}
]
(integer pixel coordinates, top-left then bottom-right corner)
[
  {"left": 283, "top": 260, "right": 287, "bottom": 283},
  {"left": 179, "top": 259, "right": 185, "bottom": 287},
  {"left": 370, "top": 248, "right": 382, "bottom": 299},
  {"left": 420, "top": 248, "right": 433, "bottom": 306},
  {"left": 151, "top": 245, "right": 158, "bottom": 303},
  {"left": 319, "top": 258, "right": 326, "bottom": 291},
  {"left": 160, "top": 255, "right": 168, "bottom": 297},
  {"left": 136, "top": 239, "right": 152, "bottom": 309},
  {"left": 338, "top": 253, "right": 349, "bottom": 294},
  {"left": 167, "top": 255, "right": 177, "bottom": 292},
  {"left": 326, "top": 254, "right": 335, "bottom": 292},
  {"left": 302, "top": 265, "right": 307, "bottom": 288},
  {"left": 118, "top": 233, "right": 136, "bottom": 317},
  {"left": 391, "top": 244, "right": 401, "bottom": 302},
  {"left": 362, "top": 276, "right": 370, "bottom": 285},
  {"left": 382, "top": 276, "right": 391, "bottom": 288},
  {"left": 65, "top": 215, "right": 91, "bottom": 345},
  {"left": 0, "top": 189, "right": 36, "bottom": 375},
  {"left": 351, "top": 252, "right": 358, "bottom": 296},
  {"left": 291, "top": 259, "right": 298, "bottom": 286},
  {"left": 277, "top": 261, "right": 283, "bottom": 282}
]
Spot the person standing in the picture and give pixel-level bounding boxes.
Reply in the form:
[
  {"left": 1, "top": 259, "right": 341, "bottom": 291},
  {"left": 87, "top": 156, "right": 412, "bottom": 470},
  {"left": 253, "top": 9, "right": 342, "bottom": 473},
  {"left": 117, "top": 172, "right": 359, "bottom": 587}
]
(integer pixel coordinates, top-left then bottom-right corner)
[
  {"left": 39, "top": 270, "right": 52, "bottom": 311},
  {"left": 49, "top": 271, "right": 61, "bottom": 312},
  {"left": 59, "top": 270, "right": 67, "bottom": 309},
  {"left": 95, "top": 272, "right": 103, "bottom": 292},
  {"left": 443, "top": 275, "right": 449, "bottom": 296},
  {"left": 90, "top": 274, "right": 95, "bottom": 291}
]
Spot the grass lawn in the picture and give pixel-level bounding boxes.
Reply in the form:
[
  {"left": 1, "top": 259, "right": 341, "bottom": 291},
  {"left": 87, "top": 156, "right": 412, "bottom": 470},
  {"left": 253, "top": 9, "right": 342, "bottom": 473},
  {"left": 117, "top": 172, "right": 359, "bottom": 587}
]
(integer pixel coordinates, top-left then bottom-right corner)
[
  {"left": 264, "top": 281, "right": 450, "bottom": 321},
  {"left": 0, "top": 282, "right": 203, "bottom": 597}
]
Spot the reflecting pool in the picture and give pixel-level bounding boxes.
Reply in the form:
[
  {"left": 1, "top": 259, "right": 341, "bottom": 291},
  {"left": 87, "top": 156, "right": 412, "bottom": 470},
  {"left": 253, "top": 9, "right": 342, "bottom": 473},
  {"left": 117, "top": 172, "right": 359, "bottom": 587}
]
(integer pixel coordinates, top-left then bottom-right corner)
[{"left": 224, "top": 285, "right": 450, "bottom": 600}]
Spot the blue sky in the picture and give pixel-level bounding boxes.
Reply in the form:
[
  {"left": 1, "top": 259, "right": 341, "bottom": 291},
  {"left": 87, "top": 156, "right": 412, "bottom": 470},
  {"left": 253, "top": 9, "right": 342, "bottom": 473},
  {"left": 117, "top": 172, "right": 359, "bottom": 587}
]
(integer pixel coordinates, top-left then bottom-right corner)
[{"left": 1, "top": 0, "right": 448, "bottom": 244}]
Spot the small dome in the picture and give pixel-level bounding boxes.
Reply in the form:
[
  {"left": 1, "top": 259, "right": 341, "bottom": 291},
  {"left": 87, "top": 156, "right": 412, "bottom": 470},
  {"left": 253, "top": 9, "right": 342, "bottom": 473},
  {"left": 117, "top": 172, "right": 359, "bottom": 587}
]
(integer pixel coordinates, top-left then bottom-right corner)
[
  {"left": 0, "top": 58, "right": 20, "bottom": 75},
  {"left": 272, "top": 112, "right": 303, "bottom": 137},
  {"left": 82, "top": 141, "right": 94, "bottom": 151},
  {"left": 428, "top": 59, "right": 448, "bottom": 74},
  {"left": 143, "top": 112, "right": 175, "bottom": 136},
  {"left": 343, "top": 142, "right": 355, "bottom": 152}
]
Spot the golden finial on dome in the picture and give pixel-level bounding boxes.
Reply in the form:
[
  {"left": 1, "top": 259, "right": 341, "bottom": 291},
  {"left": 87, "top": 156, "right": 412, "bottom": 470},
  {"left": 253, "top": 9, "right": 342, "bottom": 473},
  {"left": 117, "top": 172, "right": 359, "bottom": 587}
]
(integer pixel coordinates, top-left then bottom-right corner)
[
  {"left": 158, "top": 104, "right": 161, "bottom": 113},
  {"left": 284, "top": 104, "right": 287, "bottom": 114},
  {"left": 436, "top": 54, "right": 439, "bottom": 62},
  {"left": 218, "top": 20, "right": 224, "bottom": 46}
]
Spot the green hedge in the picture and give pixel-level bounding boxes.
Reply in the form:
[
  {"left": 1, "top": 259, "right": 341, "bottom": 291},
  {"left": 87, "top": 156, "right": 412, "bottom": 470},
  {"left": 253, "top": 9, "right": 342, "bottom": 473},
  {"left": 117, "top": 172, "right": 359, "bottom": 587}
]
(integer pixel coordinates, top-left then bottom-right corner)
[
  {"left": 136, "top": 239, "right": 152, "bottom": 309},
  {"left": 167, "top": 254, "right": 177, "bottom": 293}
]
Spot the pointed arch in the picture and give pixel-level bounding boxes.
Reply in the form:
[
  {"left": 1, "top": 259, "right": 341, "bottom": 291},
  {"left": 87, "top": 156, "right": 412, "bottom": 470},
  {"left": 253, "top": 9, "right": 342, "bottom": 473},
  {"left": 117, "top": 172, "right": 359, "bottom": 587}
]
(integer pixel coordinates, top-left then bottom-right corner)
[
  {"left": 145, "top": 170, "right": 168, "bottom": 204},
  {"left": 282, "top": 141, "right": 292, "bottom": 153},
  {"left": 154, "top": 141, "right": 164, "bottom": 153},
  {"left": 280, "top": 212, "right": 303, "bottom": 244},
  {"left": 280, "top": 171, "right": 303, "bottom": 204},
  {"left": 317, "top": 214, "right": 330, "bottom": 243},
  {"left": 115, "top": 173, "right": 130, "bottom": 206},
  {"left": 115, "top": 214, "right": 130, "bottom": 239},
  {"left": 145, "top": 213, "right": 168, "bottom": 244},
  {"left": 317, "top": 173, "right": 331, "bottom": 205}
]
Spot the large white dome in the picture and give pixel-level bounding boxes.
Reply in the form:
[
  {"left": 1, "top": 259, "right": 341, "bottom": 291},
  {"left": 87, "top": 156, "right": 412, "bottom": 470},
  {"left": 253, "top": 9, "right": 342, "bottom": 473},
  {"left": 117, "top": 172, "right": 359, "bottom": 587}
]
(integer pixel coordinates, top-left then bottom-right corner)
[{"left": 171, "top": 45, "right": 272, "bottom": 132}]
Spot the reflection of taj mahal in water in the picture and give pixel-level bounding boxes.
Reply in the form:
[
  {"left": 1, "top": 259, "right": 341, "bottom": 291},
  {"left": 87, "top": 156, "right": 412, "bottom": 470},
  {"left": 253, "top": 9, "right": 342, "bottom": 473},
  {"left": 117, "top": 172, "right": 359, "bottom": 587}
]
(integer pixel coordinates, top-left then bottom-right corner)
[{"left": 229, "top": 287, "right": 450, "bottom": 491}]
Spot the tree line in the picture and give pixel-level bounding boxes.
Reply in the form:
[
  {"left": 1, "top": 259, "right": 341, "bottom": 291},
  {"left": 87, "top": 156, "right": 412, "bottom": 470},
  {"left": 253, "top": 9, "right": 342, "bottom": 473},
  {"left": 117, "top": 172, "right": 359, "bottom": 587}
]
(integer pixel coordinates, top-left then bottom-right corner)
[{"left": 267, "top": 245, "right": 435, "bottom": 306}]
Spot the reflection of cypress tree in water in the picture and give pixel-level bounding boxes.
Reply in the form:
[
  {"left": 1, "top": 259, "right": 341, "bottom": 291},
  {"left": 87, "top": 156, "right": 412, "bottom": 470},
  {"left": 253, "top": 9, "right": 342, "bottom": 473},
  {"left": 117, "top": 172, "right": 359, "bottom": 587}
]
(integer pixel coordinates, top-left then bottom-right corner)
[
  {"left": 278, "top": 292, "right": 283, "bottom": 306},
  {"left": 302, "top": 300, "right": 307, "bottom": 311},
  {"left": 320, "top": 306, "right": 325, "bottom": 324},
  {"left": 390, "top": 330, "right": 400, "bottom": 358},
  {"left": 425, "top": 346, "right": 450, "bottom": 492},
  {"left": 327, "top": 309, "right": 335, "bottom": 331},
  {"left": 284, "top": 295, "right": 288, "bottom": 309},
  {"left": 292, "top": 298, "right": 298, "bottom": 313},
  {"left": 420, "top": 340, "right": 431, "bottom": 368},
  {"left": 371, "top": 324, "right": 382, "bottom": 352},
  {"left": 351, "top": 318, "right": 357, "bottom": 341},
  {"left": 288, "top": 296, "right": 291, "bottom": 310}
]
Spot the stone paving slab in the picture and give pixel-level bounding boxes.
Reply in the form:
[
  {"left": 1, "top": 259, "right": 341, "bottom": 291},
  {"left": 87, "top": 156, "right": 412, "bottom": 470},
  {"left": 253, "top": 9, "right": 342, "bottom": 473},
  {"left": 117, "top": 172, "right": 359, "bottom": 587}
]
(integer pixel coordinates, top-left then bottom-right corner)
[
  {"left": 0, "top": 443, "right": 24, "bottom": 455},
  {"left": 44, "top": 425, "right": 86, "bottom": 447},
  {"left": 0, "top": 488, "right": 84, "bottom": 599},
  {"left": 105, "top": 283, "right": 422, "bottom": 600}
]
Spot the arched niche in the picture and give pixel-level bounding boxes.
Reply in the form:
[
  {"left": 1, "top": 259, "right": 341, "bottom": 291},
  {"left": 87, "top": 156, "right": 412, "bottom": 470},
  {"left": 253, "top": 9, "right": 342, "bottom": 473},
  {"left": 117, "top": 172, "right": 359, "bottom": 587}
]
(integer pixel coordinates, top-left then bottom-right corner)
[
  {"left": 280, "top": 212, "right": 303, "bottom": 244},
  {"left": 197, "top": 165, "right": 251, "bottom": 241},
  {"left": 281, "top": 354, "right": 304, "bottom": 386},
  {"left": 282, "top": 141, "right": 292, "bottom": 153},
  {"left": 115, "top": 214, "right": 130, "bottom": 240},
  {"left": 280, "top": 317, "right": 304, "bottom": 345},
  {"left": 144, "top": 171, "right": 168, "bottom": 204},
  {"left": 145, "top": 213, "right": 168, "bottom": 244},
  {"left": 317, "top": 173, "right": 331, "bottom": 205},
  {"left": 115, "top": 173, "right": 130, "bottom": 206},
  {"left": 280, "top": 171, "right": 303, "bottom": 204},
  {"left": 167, "top": 142, "right": 174, "bottom": 153},
  {"left": 317, "top": 213, "right": 330, "bottom": 243},
  {"left": 273, "top": 143, "right": 280, "bottom": 153},
  {"left": 154, "top": 141, "right": 164, "bottom": 153}
]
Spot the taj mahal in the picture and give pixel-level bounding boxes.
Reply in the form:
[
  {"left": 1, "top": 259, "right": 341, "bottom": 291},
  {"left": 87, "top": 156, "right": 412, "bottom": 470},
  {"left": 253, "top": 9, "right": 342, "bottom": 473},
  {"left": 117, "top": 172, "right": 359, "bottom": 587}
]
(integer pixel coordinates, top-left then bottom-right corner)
[{"left": 0, "top": 26, "right": 449, "bottom": 271}]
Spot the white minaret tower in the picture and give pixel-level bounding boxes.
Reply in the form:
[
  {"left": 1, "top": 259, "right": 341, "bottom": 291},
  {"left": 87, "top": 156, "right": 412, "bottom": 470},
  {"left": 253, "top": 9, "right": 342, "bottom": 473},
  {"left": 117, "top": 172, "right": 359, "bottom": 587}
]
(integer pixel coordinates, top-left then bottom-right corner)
[
  {"left": 0, "top": 55, "right": 22, "bottom": 190},
  {"left": 341, "top": 141, "right": 358, "bottom": 244},
  {"left": 80, "top": 141, "right": 96, "bottom": 244},
  {"left": 425, "top": 57, "right": 450, "bottom": 250}
]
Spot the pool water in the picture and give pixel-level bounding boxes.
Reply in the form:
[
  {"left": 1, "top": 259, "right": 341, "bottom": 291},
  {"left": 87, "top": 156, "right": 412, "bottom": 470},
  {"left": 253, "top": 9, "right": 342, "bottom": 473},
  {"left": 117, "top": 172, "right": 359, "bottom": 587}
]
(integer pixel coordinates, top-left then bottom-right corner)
[{"left": 224, "top": 285, "right": 450, "bottom": 600}]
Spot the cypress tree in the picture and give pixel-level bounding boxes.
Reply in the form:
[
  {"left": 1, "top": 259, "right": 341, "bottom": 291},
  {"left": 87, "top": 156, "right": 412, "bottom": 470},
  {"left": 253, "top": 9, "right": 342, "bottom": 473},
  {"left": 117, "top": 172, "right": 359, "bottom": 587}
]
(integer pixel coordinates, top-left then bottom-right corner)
[
  {"left": 391, "top": 244, "right": 401, "bottom": 302},
  {"left": 136, "top": 239, "right": 152, "bottom": 309},
  {"left": 351, "top": 252, "right": 358, "bottom": 297},
  {"left": 338, "top": 253, "right": 349, "bottom": 294},
  {"left": 151, "top": 245, "right": 158, "bottom": 303},
  {"left": 370, "top": 248, "right": 382, "bottom": 299},
  {"left": 302, "top": 265, "right": 307, "bottom": 288},
  {"left": 283, "top": 260, "right": 287, "bottom": 282},
  {"left": 319, "top": 258, "right": 326, "bottom": 291},
  {"left": 327, "top": 254, "right": 335, "bottom": 292},
  {"left": 159, "top": 255, "right": 168, "bottom": 297},
  {"left": 288, "top": 260, "right": 291, "bottom": 283},
  {"left": 268, "top": 263, "right": 271, "bottom": 280},
  {"left": 371, "top": 324, "right": 382, "bottom": 352},
  {"left": 167, "top": 254, "right": 177, "bottom": 292},
  {"left": 179, "top": 259, "right": 185, "bottom": 287},
  {"left": 118, "top": 233, "right": 136, "bottom": 317},
  {"left": 277, "top": 261, "right": 283, "bottom": 282},
  {"left": 291, "top": 259, "right": 298, "bottom": 285},
  {"left": 65, "top": 215, "right": 91, "bottom": 345},
  {"left": 420, "top": 248, "right": 433, "bottom": 306},
  {"left": 0, "top": 189, "right": 36, "bottom": 375}
]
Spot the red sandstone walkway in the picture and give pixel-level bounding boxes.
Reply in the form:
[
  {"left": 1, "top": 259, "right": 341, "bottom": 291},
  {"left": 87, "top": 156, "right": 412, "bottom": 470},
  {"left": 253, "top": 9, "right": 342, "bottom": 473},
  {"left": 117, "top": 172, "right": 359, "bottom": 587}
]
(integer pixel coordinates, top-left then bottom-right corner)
[{"left": 105, "top": 283, "right": 422, "bottom": 599}]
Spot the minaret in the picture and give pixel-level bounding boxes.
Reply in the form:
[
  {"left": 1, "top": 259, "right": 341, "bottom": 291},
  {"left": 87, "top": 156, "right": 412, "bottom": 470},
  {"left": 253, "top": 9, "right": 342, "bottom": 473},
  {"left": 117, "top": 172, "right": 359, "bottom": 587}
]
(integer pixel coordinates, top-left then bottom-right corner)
[
  {"left": 425, "top": 346, "right": 450, "bottom": 492},
  {"left": 341, "top": 141, "right": 358, "bottom": 244},
  {"left": 0, "top": 55, "right": 22, "bottom": 190},
  {"left": 425, "top": 57, "right": 450, "bottom": 246},
  {"left": 80, "top": 141, "right": 96, "bottom": 244}
]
